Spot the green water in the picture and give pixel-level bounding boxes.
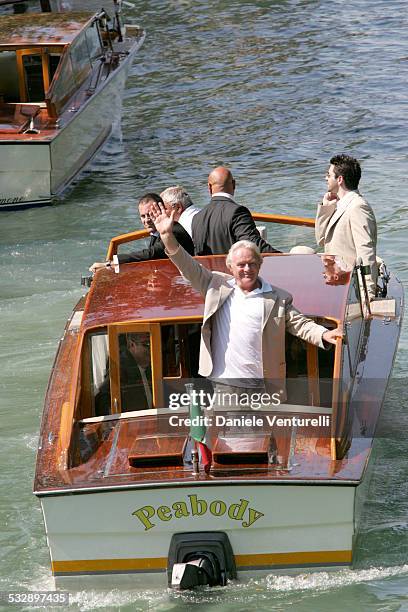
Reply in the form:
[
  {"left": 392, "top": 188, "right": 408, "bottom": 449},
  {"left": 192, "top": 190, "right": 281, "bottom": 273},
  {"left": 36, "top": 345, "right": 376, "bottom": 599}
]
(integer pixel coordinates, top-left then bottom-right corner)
[{"left": 1, "top": 1, "right": 408, "bottom": 609}]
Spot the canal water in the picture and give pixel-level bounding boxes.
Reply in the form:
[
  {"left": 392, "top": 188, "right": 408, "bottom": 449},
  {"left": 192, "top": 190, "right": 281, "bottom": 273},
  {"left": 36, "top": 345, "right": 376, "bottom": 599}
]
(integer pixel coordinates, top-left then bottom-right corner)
[{"left": 1, "top": 0, "right": 407, "bottom": 609}]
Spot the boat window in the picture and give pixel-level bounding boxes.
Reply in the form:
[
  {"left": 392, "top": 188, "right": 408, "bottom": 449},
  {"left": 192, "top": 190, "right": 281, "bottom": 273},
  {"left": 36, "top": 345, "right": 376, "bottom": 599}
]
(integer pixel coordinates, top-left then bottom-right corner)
[
  {"left": 69, "top": 30, "right": 93, "bottom": 86},
  {"left": 85, "top": 22, "right": 104, "bottom": 64},
  {"left": 0, "top": 0, "right": 47, "bottom": 15},
  {"left": 0, "top": 51, "right": 19, "bottom": 102},
  {"left": 161, "top": 323, "right": 201, "bottom": 379},
  {"left": 48, "top": 54, "right": 61, "bottom": 83},
  {"left": 343, "top": 270, "right": 363, "bottom": 378},
  {"left": 118, "top": 332, "right": 153, "bottom": 412},
  {"left": 285, "top": 323, "right": 335, "bottom": 408},
  {"left": 46, "top": 25, "right": 101, "bottom": 115},
  {"left": 22, "top": 53, "right": 45, "bottom": 101},
  {"left": 46, "top": 51, "right": 76, "bottom": 115},
  {"left": 89, "top": 331, "right": 110, "bottom": 416}
]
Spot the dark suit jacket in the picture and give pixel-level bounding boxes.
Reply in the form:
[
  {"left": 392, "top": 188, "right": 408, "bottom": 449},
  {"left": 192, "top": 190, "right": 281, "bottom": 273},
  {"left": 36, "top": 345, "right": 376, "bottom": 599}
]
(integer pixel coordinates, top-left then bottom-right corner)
[
  {"left": 118, "top": 222, "right": 194, "bottom": 263},
  {"left": 191, "top": 196, "right": 280, "bottom": 255}
]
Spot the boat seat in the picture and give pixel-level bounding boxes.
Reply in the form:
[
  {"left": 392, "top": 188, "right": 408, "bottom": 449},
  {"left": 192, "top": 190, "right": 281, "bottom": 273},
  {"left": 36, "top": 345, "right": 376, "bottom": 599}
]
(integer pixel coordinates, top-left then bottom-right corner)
[
  {"left": 0, "top": 103, "right": 41, "bottom": 133},
  {"left": 213, "top": 434, "right": 271, "bottom": 465},
  {"left": 128, "top": 434, "right": 188, "bottom": 467}
]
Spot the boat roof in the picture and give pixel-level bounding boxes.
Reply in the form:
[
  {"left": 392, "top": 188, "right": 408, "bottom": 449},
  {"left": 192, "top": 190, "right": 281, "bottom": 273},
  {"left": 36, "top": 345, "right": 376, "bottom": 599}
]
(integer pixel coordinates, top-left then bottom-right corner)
[
  {"left": 82, "top": 253, "right": 350, "bottom": 332},
  {"left": 0, "top": 11, "right": 95, "bottom": 47}
]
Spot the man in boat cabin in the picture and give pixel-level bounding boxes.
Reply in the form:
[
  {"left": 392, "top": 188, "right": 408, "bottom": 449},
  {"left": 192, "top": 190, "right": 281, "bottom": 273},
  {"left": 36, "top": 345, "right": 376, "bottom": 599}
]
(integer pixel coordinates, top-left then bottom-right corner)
[
  {"left": 95, "top": 331, "right": 153, "bottom": 415},
  {"left": 191, "top": 166, "right": 281, "bottom": 256},
  {"left": 89, "top": 193, "right": 194, "bottom": 272},
  {"left": 315, "top": 154, "right": 377, "bottom": 300},
  {"left": 150, "top": 204, "right": 343, "bottom": 405}
]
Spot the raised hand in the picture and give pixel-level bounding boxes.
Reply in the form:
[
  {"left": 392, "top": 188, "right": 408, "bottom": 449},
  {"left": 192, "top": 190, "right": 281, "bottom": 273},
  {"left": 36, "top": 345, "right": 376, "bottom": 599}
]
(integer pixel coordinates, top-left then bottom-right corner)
[
  {"left": 149, "top": 204, "right": 179, "bottom": 253},
  {"left": 322, "top": 191, "right": 339, "bottom": 206},
  {"left": 149, "top": 202, "right": 175, "bottom": 236}
]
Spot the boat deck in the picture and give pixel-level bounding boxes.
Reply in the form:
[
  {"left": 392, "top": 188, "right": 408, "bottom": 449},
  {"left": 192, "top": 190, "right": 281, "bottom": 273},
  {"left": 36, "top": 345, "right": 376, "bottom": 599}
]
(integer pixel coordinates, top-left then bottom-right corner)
[
  {"left": 0, "top": 104, "right": 57, "bottom": 139},
  {"left": 34, "top": 253, "right": 403, "bottom": 496},
  {"left": 82, "top": 254, "right": 349, "bottom": 330},
  {"left": 36, "top": 411, "right": 373, "bottom": 494}
]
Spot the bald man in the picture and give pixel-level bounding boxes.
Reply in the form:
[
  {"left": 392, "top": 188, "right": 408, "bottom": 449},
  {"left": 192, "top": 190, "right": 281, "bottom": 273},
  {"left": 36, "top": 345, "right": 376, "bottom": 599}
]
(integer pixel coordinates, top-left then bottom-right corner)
[{"left": 191, "top": 166, "right": 280, "bottom": 256}]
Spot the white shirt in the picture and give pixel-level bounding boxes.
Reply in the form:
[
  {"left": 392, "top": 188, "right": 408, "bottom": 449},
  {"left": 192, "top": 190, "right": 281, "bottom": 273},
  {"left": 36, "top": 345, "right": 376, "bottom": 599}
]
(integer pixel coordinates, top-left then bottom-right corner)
[
  {"left": 212, "top": 191, "right": 234, "bottom": 200},
  {"left": 210, "top": 277, "right": 272, "bottom": 386},
  {"left": 178, "top": 205, "right": 201, "bottom": 237}
]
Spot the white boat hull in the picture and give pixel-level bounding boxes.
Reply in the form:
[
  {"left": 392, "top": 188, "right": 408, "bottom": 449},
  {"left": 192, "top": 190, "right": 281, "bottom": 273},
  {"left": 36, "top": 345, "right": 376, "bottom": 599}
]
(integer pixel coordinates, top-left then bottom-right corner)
[
  {"left": 0, "top": 53, "right": 134, "bottom": 211},
  {"left": 38, "top": 483, "right": 357, "bottom": 582}
]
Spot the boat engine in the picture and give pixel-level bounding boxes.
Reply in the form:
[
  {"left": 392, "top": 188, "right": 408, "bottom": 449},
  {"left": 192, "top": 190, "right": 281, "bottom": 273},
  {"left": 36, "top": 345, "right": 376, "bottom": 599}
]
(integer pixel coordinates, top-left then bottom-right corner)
[{"left": 168, "top": 532, "right": 236, "bottom": 590}]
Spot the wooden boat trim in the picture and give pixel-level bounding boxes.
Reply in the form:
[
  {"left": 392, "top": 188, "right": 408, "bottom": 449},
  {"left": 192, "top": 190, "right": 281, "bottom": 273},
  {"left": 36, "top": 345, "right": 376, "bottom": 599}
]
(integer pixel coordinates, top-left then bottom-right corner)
[
  {"left": 330, "top": 334, "right": 343, "bottom": 460},
  {"left": 252, "top": 212, "right": 315, "bottom": 227},
  {"left": 105, "top": 214, "right": 315, "bottom": 259},
  {"left": 79, "top": 403, "right": 333, "bottom": 425},
  {"left": 307, "top": 344, "right": 320, "bottom": 406},
  {"left": 57, "top": 334, "right": 83, "bottom": 470},
  {"left": 34, "top": 479, "right": 363, "bottom": 497},
  {"left": 106, "top": 228, "right": 150, "bottom": 260}
]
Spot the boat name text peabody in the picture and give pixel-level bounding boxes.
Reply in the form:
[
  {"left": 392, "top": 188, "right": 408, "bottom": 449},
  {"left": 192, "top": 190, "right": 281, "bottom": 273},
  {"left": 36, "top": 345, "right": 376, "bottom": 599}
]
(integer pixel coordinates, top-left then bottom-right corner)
[{"left": 132, "top": 495, "right": 264, "bottom": 531}]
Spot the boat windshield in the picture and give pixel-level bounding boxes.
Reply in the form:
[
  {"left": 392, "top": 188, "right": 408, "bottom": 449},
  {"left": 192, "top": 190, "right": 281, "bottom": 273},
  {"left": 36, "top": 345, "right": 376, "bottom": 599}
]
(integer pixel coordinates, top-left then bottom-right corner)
[
  {"left": 89, "top": 323, "right": 202, "bottom": 417},
  {"left": 46, "top": 20, "right": 103, "bottom": 116},
  {"left": 84, "top": 315, "right": 338, "bottom": 420}
]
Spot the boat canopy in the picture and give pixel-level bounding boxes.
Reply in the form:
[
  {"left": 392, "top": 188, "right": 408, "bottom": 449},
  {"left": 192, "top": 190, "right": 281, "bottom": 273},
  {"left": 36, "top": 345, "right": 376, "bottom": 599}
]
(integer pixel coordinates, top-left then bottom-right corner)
[
  {"left": 0, "top": 11, "right": 95, "bottom": 47},
  {"left": 82, "top": 254, "right": 351, "bottom": 332}
]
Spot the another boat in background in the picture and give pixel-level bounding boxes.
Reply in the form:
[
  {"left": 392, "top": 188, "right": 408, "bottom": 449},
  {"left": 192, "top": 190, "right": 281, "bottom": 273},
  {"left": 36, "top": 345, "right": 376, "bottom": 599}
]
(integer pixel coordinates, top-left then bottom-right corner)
[{"left": 0, "top": 2, "right": 145, "bottom": 210}]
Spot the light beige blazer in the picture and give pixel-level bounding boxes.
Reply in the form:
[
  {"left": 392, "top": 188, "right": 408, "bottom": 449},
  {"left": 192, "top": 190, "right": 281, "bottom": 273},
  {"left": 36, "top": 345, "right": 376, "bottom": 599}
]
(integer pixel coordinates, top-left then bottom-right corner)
[
  {"left": 315, "top": 191, "right": 377, "bottom": 298},
  {"left": 169, "top": 246, "right": 327, "bottom": 399}
]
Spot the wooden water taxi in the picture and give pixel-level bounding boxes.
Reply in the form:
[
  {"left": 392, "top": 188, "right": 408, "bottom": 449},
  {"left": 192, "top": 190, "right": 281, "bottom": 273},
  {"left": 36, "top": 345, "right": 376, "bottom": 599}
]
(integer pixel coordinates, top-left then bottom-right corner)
[
  {"left": 0, "top": 2, "right": 144, "bottom": 210},
  {"left": 34, "top": 213, "right": 403, "bottom": 588}
]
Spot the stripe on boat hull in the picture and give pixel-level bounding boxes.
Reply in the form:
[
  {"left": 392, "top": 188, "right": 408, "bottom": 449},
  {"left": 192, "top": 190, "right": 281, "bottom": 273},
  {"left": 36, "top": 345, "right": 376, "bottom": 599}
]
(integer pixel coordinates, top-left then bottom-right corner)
[{"left": 52, "top": 550, "right": 352, "bottom": 575}]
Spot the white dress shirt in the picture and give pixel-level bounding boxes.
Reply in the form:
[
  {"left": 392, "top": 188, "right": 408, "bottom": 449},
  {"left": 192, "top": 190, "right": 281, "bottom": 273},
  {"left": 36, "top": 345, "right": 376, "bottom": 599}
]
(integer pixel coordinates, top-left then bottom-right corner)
[
  {"left": 178, "top": 205, "right": 201, "bottom": 237},
  {"left": 211, "top": 191, "right": 234, "bottom": 200},
  {"left": 210, "top": 277, "right": 272, "bottom": 386}
]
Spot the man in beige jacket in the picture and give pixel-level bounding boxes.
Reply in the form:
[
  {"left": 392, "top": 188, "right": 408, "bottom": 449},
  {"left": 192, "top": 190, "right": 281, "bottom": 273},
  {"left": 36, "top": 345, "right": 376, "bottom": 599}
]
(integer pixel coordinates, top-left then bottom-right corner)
[
  {"left": 151, "top": 205, "right": 342, "bottom": 406},
  {"left": 315, "top": 154, "right": 377, "bottom": 299}
]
